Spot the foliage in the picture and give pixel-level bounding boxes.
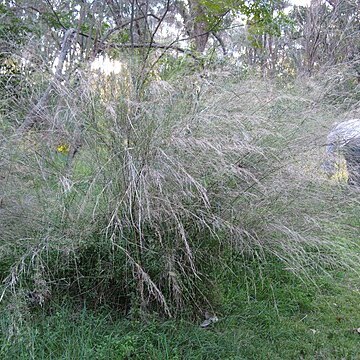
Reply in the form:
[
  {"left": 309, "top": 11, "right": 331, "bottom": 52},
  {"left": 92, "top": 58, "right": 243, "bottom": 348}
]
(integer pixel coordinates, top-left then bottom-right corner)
[
  {"left": 0, "top": 4, "right": 33, "bottom": 43},
  {"left": 0, "top": 3, "right": 32, "bottom": 93},
  {"left": 198, "top": 0, "right": 290, "bottom": 36}
]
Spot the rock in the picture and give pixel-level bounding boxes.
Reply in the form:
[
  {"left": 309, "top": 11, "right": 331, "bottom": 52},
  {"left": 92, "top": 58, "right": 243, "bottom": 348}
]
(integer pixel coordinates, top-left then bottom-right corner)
[{"left": 325, "top": 119, "right": 360, "bottom": 185}]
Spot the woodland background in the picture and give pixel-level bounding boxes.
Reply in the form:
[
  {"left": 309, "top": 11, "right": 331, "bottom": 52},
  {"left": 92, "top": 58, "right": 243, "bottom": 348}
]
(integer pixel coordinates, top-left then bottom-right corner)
[{"left": 0, "top": 0, "right": 360, "bottom": 358}]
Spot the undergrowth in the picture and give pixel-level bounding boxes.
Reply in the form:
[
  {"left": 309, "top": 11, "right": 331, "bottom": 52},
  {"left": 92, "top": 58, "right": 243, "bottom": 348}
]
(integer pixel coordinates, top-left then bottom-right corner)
[{"left": 0, "top": 57, "right": 360, "bottom": 357}]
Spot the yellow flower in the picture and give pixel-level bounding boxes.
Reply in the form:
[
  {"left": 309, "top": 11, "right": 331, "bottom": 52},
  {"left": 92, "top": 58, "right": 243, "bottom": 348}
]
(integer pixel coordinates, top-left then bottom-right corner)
[
  {"left": 331, "top": 159, "right": 348, "bottom": 182},
  {"left": 57, "top": 143, "right": 70, "bottom": 154}
]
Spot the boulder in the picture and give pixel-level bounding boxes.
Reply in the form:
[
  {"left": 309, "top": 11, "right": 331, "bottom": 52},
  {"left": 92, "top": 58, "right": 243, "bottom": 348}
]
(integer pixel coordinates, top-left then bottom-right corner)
[{"left": 325, "top": 119, "right": 360, "bottom": 185}]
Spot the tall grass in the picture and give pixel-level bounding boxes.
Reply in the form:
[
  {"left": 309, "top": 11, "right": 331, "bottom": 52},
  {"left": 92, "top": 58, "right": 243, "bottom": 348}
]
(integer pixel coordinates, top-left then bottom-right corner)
[{"left": 1, "top": 54, "right": 359, "bottom": 331}]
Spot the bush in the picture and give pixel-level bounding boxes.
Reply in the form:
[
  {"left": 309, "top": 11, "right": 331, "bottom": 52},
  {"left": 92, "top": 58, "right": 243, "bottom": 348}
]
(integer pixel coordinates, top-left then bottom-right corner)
[{"left": 1, "top": 62, "right": 360, "bottom": 326}]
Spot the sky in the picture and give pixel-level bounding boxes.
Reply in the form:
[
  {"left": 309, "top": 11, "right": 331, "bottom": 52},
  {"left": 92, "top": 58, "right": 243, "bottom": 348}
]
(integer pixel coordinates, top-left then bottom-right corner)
[{"left": 289, "top": 0, "right": 311, "bottom": 5}]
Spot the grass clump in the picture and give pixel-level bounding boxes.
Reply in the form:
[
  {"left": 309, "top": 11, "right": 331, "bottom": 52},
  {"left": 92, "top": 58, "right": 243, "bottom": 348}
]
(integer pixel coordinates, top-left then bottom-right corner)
[{"left": 0, "top": 61, "right": 360, "bottom": 348}]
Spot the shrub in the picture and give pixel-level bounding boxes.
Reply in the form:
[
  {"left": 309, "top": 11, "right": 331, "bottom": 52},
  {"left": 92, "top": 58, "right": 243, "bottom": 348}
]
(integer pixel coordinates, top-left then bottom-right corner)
[{"left": 1, "top": 63, "right": 359, "bottom": 325}]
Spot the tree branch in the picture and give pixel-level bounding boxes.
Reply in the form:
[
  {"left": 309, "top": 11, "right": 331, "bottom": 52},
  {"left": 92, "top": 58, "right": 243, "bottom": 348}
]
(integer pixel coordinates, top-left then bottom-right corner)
[
  {"left": 107, "top": 41, "right": 199, "bottom": 59},
  {"left": 212, "top": 32, "right": 227, "bottom": 55}
]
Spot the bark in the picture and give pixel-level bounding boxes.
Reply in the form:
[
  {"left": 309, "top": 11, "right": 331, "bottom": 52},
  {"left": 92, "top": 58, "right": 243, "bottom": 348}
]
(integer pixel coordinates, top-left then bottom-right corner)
[
  {"left": 189, "top": 0, "right": 209, "bottom": 53},
  {"left": 177, "top": 0, "right": 209, "bottom": 53}
]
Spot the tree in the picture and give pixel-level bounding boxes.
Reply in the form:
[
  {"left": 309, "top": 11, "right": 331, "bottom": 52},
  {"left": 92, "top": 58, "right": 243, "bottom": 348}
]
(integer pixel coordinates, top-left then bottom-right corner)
[{"left": 290, "top": 0, "right": 359, "bottom": 75}]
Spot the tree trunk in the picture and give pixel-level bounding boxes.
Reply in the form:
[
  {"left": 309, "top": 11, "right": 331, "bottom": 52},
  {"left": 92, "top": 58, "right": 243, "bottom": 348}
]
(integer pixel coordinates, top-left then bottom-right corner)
[
  {"left": 177, "top": 0, "right": 209, "bottom": 53},
  {"left": 17, "top": 28, "right": 76, "bottom": 134},
  {"left": 190, "top": 0, "right": 209, "bottom": 53}
]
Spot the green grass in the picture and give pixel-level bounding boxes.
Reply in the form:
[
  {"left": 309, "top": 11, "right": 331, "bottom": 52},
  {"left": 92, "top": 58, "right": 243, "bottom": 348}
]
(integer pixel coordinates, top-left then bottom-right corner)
[{"left": 1, "top": 258, "right": 360, "bottom": 359}]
